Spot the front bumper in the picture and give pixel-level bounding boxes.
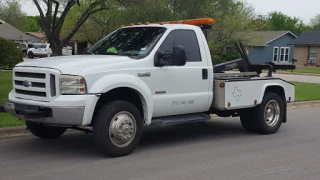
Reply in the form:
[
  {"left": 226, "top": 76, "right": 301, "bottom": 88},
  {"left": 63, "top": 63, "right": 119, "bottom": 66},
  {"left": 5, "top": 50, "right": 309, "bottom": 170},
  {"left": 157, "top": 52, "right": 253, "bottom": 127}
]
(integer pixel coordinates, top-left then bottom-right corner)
[{"left": 5, "top": 91, "right": 99, "bottom": 126}]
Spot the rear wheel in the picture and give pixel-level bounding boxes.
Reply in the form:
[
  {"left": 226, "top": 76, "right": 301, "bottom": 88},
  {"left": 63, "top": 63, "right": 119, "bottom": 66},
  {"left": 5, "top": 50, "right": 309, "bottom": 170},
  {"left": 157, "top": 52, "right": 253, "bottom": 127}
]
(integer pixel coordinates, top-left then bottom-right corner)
[
  {"left": 26, "top": 121, "right": 67, "bottom": 139},
  {"left": 93, "top": 100, "right": 143, "bottom": 157},
  {"left": 240, "top": 92, "right": 284, "bottom": 134},
  {"left": 28, "top": 52, "right": 34, "bottom": 59}
]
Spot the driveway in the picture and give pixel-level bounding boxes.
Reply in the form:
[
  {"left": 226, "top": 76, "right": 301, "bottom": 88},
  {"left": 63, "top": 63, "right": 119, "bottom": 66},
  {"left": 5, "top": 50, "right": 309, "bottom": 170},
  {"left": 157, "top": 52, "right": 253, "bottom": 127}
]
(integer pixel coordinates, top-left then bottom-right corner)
[{"left": 0, "top": 106, "right": 320, "bottom": 180}]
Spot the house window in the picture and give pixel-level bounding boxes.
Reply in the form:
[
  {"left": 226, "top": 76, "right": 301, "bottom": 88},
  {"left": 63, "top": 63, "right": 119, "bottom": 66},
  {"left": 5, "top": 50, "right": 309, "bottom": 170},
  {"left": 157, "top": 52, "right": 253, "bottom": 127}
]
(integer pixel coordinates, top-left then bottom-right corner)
[
  {"left": 280, "top": 47, "right": 290, "bottom": 61},
  {"left": 308, "top": 47, "right": 318, "bottom": 62},
  {"left": 273, "top": 47, "right": 279, "bottom": 61}
]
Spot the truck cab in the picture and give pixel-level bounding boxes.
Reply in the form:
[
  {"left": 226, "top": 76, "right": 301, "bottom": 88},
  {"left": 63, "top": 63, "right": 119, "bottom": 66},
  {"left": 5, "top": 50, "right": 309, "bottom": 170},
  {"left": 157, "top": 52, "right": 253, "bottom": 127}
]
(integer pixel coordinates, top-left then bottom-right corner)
[{"left": 5, "top": 18, "right": 295, "bottom": 157}]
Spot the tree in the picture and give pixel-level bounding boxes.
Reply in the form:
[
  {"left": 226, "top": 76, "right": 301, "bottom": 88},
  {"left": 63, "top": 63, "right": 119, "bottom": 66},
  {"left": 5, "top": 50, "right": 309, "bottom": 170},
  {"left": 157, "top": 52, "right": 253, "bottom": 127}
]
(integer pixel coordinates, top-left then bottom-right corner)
[
  {"left": 265, "top": 11, "right": 309, "bottom": 35},
  {"left": 310, "top": 14, "right": 320, "bottom": 31},
  {"left": 0, "top": 0, "right": 27, "bottom": 31},
  {"left": 24, "top": 16, "right": 43, "bottom": 32},
  {"left": 32, "top": 0, "right": 126, "bottom": 56}
]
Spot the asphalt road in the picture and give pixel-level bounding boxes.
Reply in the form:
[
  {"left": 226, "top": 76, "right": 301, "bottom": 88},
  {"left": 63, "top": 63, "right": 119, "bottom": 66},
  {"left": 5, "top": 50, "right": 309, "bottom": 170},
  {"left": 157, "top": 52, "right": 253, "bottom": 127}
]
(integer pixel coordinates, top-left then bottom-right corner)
[
  {"left": 1, "top": 106, "right": 320, "bottom": 180},
  {"left": 261, "top": 73, "right": 320, "bottom": 84}
]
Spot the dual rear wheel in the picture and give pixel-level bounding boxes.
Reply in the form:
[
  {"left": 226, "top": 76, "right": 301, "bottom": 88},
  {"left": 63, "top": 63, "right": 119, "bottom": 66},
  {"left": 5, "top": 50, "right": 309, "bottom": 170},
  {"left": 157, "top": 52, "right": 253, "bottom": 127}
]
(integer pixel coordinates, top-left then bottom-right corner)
[{"left": 240, "top": 92, "right": 285, "bottom": 134}]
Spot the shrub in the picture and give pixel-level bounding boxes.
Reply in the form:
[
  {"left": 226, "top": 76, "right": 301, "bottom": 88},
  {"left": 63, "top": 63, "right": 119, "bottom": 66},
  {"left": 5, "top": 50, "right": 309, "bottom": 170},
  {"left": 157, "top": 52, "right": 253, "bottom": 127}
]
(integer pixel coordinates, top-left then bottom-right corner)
[{"left": 0, "top": 37, "right": 23, "bottom": 68}]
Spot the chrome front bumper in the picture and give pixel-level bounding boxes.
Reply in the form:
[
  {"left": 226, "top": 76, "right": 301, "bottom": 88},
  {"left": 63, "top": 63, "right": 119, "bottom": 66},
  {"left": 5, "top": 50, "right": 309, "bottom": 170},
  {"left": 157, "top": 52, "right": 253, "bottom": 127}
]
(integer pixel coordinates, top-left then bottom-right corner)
[
  {"left": 4, "top": 102, "right": 85, "bottom": 126},
  {"left": 6, "top": 91, "right": 100, "bottom": 126}
]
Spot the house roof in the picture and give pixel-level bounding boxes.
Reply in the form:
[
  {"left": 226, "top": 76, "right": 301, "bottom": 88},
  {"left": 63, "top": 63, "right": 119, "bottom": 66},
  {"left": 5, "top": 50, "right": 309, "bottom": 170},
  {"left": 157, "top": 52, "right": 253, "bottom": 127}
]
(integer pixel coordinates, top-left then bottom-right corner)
[
  {"left": 242, "top": 31, "right": 297, "bottom": 46},
  {"left": 289, "top": 31, "right": 320, "bottom": 46},
  {"left": 25, "top": 32, "right": 46, "bottom": 39},
  {"left": 0, "top": 19, "right": 30, "bottom": 41}
]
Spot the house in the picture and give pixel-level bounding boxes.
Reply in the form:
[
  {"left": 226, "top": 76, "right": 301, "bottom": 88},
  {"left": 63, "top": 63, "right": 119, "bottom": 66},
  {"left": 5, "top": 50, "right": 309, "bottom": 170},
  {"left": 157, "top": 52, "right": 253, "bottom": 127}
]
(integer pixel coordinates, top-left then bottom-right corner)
[
  {"left": 289, "top": 31, "right": 320, "bottom": 67},
  {"left": 244, "top": 31, "right": 297, "bottom": 65},
  {"left": 25, "top": 32, "right": 47, "bottom": 43},
  {"left": 0, "top": 19, "right": 30, "bottom": 44}
]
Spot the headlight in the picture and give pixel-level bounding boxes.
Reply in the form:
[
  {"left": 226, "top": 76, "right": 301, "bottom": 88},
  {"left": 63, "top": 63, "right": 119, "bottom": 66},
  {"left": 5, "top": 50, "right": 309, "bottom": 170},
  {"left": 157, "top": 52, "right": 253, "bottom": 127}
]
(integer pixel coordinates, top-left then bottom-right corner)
[{"left": 60, "top": 75, "right": 87, "bottom": 95}]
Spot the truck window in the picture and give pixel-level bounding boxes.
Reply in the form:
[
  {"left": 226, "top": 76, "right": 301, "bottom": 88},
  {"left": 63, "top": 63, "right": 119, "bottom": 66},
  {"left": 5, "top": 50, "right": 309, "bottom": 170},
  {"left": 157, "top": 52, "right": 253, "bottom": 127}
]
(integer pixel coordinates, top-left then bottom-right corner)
[
  {"left": 87, "top": 27, "right": 167, "bottom": 58},
  {"left": 159, "top": 30, "right": 201, "bottom": 62}
]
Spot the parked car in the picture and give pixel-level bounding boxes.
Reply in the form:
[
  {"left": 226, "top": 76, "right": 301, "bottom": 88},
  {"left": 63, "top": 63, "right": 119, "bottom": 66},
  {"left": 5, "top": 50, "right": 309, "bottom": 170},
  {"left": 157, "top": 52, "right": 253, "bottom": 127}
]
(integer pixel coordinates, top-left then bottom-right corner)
[
  {"left": 27, "top": 43, "right": 73, "bottom": 59},
  {"left": 17, "top": 43, "right": 34, "bottom": 57}
]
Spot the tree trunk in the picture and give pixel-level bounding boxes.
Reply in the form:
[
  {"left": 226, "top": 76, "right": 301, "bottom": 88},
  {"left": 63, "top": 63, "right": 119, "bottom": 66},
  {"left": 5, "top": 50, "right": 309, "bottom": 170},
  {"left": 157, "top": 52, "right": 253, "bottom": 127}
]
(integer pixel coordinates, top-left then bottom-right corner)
[{"left": 49, "top": 39, "right": 63, "bottom": 56}]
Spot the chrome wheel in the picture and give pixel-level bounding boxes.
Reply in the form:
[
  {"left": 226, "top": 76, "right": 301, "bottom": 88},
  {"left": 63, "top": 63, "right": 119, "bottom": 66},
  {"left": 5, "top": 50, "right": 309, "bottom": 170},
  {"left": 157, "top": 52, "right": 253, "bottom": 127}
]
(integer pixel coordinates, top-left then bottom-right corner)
[
  {"left": 264, "top": 100, "right": 280, "bottom": 127},
  {"left": 109, "top": 111, "right": 137, "bottom": 148}
]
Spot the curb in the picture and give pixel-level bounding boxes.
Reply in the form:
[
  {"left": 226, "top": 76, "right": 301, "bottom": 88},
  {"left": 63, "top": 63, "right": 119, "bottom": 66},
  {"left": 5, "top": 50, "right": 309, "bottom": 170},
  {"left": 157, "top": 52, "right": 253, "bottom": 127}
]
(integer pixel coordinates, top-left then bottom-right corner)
[
  {"left": 287, "top": 100, "right": 320, "bottom": 109},
  {"left": 0, "top": 100, "right": 320, "bottom": 138}
]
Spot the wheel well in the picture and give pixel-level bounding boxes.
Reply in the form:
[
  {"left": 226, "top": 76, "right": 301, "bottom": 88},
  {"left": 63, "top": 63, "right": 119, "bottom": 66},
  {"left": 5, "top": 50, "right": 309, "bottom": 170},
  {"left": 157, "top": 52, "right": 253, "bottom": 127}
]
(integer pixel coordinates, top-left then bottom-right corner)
[
  {"left": 92, "top": 87, "right": 144, "bottom": 125},
  {"left": 265, "top": 86, "right": 285, "bottom": 99}
]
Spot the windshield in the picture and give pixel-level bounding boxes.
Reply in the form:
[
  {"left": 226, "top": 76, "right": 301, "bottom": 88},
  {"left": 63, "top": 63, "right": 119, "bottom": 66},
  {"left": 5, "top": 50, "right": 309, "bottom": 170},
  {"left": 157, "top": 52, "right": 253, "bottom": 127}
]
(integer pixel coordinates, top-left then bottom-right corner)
[{"left": 87, "top": 27, "right": 166, "bottom": 58}]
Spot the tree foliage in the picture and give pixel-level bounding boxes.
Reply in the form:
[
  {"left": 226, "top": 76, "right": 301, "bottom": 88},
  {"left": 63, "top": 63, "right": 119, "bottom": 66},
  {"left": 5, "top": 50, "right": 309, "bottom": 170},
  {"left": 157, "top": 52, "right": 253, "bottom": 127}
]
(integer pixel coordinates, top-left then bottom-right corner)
[
  {"left": 257, "top": 11, "right": 311, "bottom": 35},
  {"left": 0, "top": 0, "right": 27, "bottom": 31},
  {"left": 24, "top": 16, "right": 43, "bottom": 32},
  {"left": 310, "top": 14, "right": 320, "bottom": 31},
  {"left": 32, "top": 0, "right": 126, "bottom": 55}
]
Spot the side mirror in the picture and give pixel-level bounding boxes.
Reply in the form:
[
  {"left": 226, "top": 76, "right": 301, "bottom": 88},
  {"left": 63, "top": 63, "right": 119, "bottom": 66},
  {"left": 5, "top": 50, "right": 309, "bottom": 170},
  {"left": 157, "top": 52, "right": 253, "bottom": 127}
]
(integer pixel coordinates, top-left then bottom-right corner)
[
  {"left": 154, "top": 45, "right": 187, "bottom": 67},
  {"left": 172, "top": 45, "right": 187, "bottom": 66}
]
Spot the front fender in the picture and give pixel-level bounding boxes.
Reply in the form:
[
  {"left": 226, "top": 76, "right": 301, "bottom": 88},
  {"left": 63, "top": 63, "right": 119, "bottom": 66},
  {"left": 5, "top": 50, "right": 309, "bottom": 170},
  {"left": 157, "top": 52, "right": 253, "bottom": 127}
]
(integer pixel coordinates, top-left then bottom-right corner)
[{"left": 89, "top": 74, "right": 154, "bottom": 125}]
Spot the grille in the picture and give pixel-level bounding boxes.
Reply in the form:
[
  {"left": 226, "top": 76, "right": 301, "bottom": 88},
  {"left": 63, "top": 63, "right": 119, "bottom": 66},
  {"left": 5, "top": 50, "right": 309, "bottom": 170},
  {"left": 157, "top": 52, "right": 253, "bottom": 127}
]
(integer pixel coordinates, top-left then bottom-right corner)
[
  {"left": 15, "top": 72, "right": 46, "bottom": 79},
  {"left": 15, "top": 80, "right": 46, "bottom": 88},
  {"left": 15, "top": 89, "right": 46, "bottom": 97},
  {"left": 13, "top": 68, "right": 59, "bottom": 101}
]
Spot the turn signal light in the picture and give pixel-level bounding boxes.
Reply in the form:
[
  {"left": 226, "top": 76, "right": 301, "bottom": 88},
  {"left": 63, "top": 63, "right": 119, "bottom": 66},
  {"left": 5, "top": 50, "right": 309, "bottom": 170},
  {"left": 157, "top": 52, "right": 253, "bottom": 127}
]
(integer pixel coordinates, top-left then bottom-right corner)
[{"left": 228, "top": 102, "right": 231, "bottom": 107}]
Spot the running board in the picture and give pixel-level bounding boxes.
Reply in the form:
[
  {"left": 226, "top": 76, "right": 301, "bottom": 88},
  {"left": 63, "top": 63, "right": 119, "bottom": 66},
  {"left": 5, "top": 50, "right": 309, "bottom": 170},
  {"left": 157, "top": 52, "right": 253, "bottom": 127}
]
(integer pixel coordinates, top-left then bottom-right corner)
[{"left": 150, "top": 113, "right": 211, "bottom": 127}]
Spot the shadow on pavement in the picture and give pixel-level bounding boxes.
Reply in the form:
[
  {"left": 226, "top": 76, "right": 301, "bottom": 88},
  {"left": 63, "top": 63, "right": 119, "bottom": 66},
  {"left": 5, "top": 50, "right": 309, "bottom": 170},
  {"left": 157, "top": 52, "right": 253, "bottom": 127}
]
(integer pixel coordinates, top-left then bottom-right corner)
[{"left": 2, "top": 118, "right": 254, "bottom": 158}]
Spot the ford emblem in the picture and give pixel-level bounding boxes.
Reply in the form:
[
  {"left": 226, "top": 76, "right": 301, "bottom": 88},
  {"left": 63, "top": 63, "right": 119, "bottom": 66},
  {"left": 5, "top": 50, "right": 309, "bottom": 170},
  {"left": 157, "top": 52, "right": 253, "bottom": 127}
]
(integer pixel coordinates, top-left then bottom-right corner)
[{"left": 23, "top": 80, "right": 32, "bottom": 87}]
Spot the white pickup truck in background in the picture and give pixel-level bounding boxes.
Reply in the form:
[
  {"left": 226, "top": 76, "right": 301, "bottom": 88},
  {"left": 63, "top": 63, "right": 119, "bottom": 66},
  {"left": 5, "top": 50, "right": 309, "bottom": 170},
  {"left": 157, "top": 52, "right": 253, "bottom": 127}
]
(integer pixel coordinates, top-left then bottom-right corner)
[
  {"left": 27, "top": 43, "right": 73, "bottom": 59},
  {"left": 5, "top": 18, "right": 295, "bottom": 157}
]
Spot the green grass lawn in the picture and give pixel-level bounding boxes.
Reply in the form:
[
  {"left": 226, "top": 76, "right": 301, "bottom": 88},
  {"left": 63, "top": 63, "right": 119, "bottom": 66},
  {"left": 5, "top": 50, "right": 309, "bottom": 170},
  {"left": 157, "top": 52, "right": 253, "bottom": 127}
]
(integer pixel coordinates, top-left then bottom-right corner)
[
  {"left": 0, "top": 113, "right": 25, "bottom": 127},
  {"left": 0, "top": 71, "right": 12, "bottom": 106},
  {"left": 276, "top": 68, "right": 320, "bottom": 75},
  {"left": 292, "top": 82, "right": 320, "bottom": 102}
]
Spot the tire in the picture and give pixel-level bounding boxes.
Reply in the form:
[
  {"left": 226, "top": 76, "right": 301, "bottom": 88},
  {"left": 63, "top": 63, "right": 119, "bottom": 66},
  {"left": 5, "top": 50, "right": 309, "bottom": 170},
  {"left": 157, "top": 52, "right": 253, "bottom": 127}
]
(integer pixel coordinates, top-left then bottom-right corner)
[
  {"left": 26, "top": 121, "right": 67, "bottom": 139},
  {"left": 28, "top": 52, "right": 34, "bottom": 59},
  {"left": 240, "top": 92, "right": 284, "bottom": 134},
  {"left": 22, "top": 50, "right": 27, "bottom": 57},
  {"left": 93, "top": 100, "right": 143, "bottom": 157},
  {"left": 240, "top": 111, "right": 256, "bottom": 133}
]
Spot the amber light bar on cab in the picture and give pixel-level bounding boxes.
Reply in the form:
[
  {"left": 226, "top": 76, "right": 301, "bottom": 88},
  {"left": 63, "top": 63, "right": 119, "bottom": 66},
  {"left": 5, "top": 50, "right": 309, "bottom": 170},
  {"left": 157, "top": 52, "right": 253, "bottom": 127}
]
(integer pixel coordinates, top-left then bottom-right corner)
[{"left": 121, "top": 18, "right": 215, "bottom": 27}]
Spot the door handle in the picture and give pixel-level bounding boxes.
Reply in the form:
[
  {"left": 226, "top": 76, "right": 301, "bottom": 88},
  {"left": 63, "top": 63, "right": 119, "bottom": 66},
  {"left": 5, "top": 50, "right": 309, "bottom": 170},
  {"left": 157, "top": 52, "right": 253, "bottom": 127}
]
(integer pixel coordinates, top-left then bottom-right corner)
[{"left": 202, "top": 69, "right": 208, "bottom": 79}]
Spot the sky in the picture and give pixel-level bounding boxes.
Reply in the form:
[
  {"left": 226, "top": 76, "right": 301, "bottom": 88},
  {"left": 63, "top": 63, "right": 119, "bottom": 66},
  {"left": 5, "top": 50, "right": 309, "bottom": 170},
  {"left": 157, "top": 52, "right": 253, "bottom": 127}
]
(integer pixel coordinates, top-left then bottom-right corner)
[{"left": 21, "top": 0, "right": 319, "bottom": 24}]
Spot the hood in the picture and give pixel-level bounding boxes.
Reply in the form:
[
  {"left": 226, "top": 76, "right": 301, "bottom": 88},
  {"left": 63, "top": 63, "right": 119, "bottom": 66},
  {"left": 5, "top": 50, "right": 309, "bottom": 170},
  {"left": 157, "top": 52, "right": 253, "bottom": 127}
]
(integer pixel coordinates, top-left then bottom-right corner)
[{"left": 16, "top": 55, "right": 134, "bottom": 74}]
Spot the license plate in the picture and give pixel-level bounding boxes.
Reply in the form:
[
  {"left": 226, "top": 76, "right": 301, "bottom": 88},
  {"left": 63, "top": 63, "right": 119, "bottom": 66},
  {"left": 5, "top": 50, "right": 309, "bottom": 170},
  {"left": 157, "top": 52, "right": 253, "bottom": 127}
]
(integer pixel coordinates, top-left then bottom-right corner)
[{"left": 4, "top": 103, "right": 16, "bottom": 115}]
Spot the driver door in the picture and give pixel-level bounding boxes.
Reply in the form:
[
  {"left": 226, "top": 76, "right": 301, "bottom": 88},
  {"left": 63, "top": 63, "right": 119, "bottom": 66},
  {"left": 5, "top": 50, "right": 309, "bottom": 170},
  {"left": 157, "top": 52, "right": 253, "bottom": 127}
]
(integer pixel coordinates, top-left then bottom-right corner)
[{"left": 151, "top": 29, "right": 210, "bottom": 117}]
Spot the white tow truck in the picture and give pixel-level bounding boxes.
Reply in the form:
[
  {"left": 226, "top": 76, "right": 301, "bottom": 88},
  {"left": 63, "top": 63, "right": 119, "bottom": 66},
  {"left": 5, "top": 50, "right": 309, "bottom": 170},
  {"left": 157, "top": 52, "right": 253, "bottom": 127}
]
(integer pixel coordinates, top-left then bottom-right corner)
[{"left": 4, "top": 18, "right": 295, "bottom": 157}]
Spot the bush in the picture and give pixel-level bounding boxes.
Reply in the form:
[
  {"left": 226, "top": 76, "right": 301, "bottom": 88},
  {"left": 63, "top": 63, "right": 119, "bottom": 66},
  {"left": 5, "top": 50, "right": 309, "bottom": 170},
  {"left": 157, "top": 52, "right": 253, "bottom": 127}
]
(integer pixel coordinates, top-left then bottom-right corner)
[{"left": 0, "top": 37, "right": 23, "bottom": 68}]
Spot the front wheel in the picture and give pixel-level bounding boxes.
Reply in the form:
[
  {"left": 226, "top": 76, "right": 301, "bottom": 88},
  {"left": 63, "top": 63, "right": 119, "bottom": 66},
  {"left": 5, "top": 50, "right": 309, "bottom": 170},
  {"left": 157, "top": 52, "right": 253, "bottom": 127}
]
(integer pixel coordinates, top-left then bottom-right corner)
[
  {"left": 240, "top": 92, "right": 284, "bottom": 134},
  {"left": 93, "top": 101, "right": 143, "bottom": 157},
  {"left": 26, "top": 121, "right": 67, "bottom": 139}
]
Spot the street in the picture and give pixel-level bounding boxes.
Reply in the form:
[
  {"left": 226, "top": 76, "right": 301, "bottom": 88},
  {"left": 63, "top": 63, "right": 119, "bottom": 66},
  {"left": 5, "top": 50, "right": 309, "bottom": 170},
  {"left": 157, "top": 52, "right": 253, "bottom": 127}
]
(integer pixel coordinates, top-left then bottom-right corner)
[
  {"left": 261, "top": 72, "right": 320, "bottom": 84},
  {"left": 0, "top": 106, "right": 319, "bottom": 180}
]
